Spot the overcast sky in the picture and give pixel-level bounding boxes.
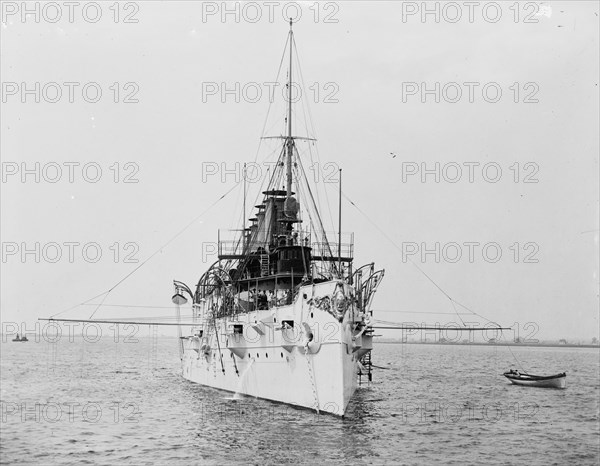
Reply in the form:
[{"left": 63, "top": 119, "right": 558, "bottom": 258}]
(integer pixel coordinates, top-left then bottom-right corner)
[{"left": 1, "top": 1, "right": 598, "bottom": 342}]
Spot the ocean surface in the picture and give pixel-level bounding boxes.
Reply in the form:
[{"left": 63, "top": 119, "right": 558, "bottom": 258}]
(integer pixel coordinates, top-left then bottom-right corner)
[{"left": 1, "top": 335, "right": 598, "bottom": 465}]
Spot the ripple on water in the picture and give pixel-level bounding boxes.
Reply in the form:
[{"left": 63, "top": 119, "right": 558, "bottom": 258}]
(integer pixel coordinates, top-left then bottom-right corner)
[{"left": 1, "top": 340, "right": 598, "bottom": 465}]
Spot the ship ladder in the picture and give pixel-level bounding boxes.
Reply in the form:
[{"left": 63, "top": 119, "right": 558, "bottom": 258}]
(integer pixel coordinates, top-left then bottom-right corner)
[
  {"left": 260, "top": 254, "right": 269, "bottom": 276},
  {"left": 212, "top": 346, "right": 217, "bottom": 378},
  {"left": 303, "top": 345, "right": 320, "bottom": 414}
]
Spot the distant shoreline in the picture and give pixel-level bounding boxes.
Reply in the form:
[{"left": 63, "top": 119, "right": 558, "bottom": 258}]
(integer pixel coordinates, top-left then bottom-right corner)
[{"left": 374, "top": 340, "right": 600, "bottom": 349}]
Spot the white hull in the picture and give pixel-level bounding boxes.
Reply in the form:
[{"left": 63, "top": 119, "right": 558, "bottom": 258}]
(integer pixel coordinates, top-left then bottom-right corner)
[
  {"left": 505, "top": 373, "right": 566, "bottom": 389},
  {"left": 181, "top": 281, "right": 372, "bottom": 416}
]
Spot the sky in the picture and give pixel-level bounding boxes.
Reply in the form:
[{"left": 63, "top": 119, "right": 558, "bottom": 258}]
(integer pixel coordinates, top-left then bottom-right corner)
[{"left": 1, "top": 1, "right": 598, "bottom": 342}]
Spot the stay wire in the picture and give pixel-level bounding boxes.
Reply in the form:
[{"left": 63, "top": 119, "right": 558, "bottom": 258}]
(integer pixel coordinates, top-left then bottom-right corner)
[
  {"left": 342, "top": 191, "right": 500, "bottom": 328},
  {"left": 51, "top": 182, "right": 241, "bottom": 319}
]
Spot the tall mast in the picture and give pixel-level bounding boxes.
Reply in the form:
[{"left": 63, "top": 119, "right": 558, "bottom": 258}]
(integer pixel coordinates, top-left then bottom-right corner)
[
  {"left": 243, "top": 162, "right": 246, "bottom": 248},
  {"left": 338, "top": 168, "right": 342, "bottom": 277},
  {"left": 286, "top": 18, "right": 294, "bottom": 202}
]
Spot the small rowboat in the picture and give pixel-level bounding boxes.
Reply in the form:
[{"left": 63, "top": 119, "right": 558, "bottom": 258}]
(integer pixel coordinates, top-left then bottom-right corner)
[{"left": 503, "top": 370, "right": 566, "bottom": 389}]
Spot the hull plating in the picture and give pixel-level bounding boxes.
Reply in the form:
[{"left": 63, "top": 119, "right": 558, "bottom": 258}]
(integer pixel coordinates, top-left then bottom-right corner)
[{"left": 181, "top": 281, "right": 370, "bottom": 416}]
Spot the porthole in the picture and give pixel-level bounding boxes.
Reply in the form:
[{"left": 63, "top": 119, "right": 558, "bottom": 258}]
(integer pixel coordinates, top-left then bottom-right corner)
[
  {"left": 257, "top": 353, "right": 259, "bottom": 358},
  {"left": 311, "top": 312, "right": 314, "bottom": 318},
  {"left": 266, "top": 353, "right": 268, "bottom": 358},
  {"left": 280, "top": 352, "right": 283, "bottom": 358}
]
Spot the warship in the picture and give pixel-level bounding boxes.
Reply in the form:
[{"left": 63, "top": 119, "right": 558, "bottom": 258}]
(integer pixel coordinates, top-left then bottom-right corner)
[{"left": 171, "top": 21, "right": 384, "bottom": 416}]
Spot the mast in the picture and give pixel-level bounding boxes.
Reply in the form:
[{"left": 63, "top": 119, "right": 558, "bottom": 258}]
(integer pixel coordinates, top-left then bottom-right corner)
[
  {"left": 286, "top": 18, "right": 294, "bottom": 203},
  {"left": 243, "top": 162, "right": 247, "bottom": 250},
  {"left": 338, "top": 168, "right": 342, "bottom": 277}
]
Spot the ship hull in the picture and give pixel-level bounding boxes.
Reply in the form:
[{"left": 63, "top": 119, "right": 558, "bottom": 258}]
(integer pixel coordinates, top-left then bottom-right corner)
[{"left": 181, "top": 281, "right": 371, "bottom": 416}]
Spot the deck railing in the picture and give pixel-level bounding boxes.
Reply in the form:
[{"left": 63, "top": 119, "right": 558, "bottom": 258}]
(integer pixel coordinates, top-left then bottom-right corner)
[{"left": 217, "top": 229, "right": 354, "bottom": 261}]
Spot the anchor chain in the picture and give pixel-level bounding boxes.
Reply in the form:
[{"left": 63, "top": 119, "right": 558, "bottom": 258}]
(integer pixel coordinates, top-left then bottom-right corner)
[{"left": 303, "top": 344, "right": 320, "bottom": 414}]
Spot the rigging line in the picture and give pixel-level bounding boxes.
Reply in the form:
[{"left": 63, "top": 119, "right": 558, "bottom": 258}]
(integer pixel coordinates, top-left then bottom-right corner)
[
  {"left": 295, "top": 42, "right": 336, "bottom": 237},
  {"left": 291, "top": 34, "right": 335, "bottom": 236},
  {"left": 50, "top": 290, "right": 111, "bottom": 318},
  {"left": 296, "top": 151, "right": 338, "bottom": 275},
  {"left": 373, "top": 310, "right": 474, "bottom": 315},
  {"left": 500, "top": 331, "right": 527, "bottom": 372},
  {"left": 450, "top": 298, "right": 497, "bottom": 326},
  {"left": 450, "top": 299, "right": 466, "bottom": 326},
  {"left": 342, "top": 191, "right": 452, "bottom": 300},
  {"left": 293, "top": 36, "right": 316, "bottom": 142},
  {"left": 52, "top": 182, "right": 241, "bottom": 320},
  {"left": 231, "top": 173, "right": 245, "bottom": 233},
  {"left": 106, "top": 182, "right": 240, "bottom": 293},
  {"left": 297, "top": 150, "right": 332, "bottom": 250},
  {"left": 79, "top": 304, "right": 191, "bottom": 310},
  {"left": 253, "top": 33, "right": 290, "bottom": 165},
  {"left": 79, "top": 316, "right": 193, "bottom": 322},
  {"left": 243, "top": 149, "right": 276, "bottom": 235},
  {"left": 89, "top": 290, "right": 112, "bottom": 319},
  {"left": 342, "top": 191, "right": 500, "bottom": 327},
  {"left": 252, "top": 143, "right": 285, "bottom": 215},
  {"left": 261, "top": 111, "right": 289, "bottom": 151}
]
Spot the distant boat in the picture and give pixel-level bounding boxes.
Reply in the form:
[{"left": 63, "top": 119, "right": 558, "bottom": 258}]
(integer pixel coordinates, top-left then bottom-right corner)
[
  {"left": 503, "top": 370, "right": 566, "bottom": 389},
  {"left": 12, "top": 334, "right": 29, "bottom": 342}
]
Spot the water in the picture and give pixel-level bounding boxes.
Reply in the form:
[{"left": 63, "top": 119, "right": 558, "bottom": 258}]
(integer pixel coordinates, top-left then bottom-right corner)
[{"left": 1, "top": 338, "right": 598, "bottom": 465}]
